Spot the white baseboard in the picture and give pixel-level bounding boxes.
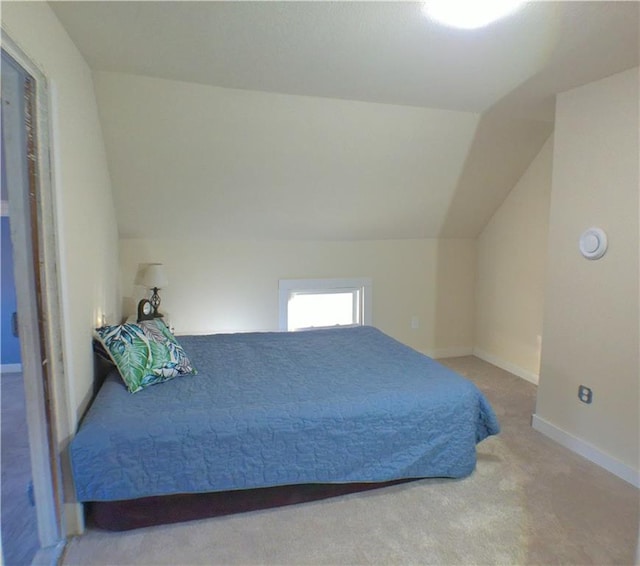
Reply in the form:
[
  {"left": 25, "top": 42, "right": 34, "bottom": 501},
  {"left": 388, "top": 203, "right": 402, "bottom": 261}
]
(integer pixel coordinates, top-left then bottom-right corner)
[
  {"left": 428, "top": 347, "right": 474, "bottom": 359},
  {"left": 1, "top": 363, "right": 22, "bottom": 373},
  {"left": 532, "top": 414, "right": 640, "bottom": 488},
  {"left": 472, "top": 348, "right": 539, "bottom": 385}
]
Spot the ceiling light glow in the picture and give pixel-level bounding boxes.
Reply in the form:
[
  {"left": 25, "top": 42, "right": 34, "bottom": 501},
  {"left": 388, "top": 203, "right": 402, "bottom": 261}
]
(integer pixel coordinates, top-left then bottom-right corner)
[{"left": 422, "top": 0, "right": 526, "bottom": 30}]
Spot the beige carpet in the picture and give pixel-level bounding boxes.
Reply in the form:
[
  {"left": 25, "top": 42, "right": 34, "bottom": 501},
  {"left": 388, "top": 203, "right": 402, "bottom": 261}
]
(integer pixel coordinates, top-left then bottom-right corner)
[{"left": 62, "top": 356, "right": 639, "bottom": 565}]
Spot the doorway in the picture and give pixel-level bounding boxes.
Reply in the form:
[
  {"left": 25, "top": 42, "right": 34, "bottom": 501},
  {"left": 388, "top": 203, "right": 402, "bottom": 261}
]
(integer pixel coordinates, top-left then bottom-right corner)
[
  {"left": 1, "top": 208, "right": 39, "bottom": 565},
  {"left": 1, "top": 35, "right": 67, "bottom": 562}
]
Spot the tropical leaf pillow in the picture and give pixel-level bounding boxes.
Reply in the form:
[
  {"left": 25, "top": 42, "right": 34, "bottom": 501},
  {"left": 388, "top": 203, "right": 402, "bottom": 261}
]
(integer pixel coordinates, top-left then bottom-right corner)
[{"left": 95, "top": 319, "right": 197, "bottom": 393}]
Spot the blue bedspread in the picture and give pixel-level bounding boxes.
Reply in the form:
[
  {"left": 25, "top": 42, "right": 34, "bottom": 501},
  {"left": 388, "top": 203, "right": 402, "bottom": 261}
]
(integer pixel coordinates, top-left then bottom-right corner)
[{"left": 71, "top": 326, "right": 499, "bottom": 502}]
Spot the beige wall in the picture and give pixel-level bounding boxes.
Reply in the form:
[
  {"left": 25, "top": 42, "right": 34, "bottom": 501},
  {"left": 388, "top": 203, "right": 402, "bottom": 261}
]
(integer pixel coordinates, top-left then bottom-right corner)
[
  {"left": 100, "top": 69, "right": 479, "bottom": 357},
  {"left": 433, "top": 238, "right": 477, "bottom": 356},
  {"left": 120, "top": 238, "right": 476, "bottom": 356},
  {"left": 475, "top": 136, "right": 553, "bottom": 381},
  {"left": 536, "top": 68, "right": 639, "bottom": 477},
  {"left": 2, "top": 0, "right": 120, "bottom": 495}
]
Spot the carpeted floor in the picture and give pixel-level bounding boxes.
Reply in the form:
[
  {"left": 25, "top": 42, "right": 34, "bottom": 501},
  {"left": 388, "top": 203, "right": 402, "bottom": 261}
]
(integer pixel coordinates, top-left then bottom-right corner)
[
  {"left": 62, "top": 356, "right": 639, "bottom": 565},
  {"left": 1, "top": 371, "right": 39, "bottom": 566}
]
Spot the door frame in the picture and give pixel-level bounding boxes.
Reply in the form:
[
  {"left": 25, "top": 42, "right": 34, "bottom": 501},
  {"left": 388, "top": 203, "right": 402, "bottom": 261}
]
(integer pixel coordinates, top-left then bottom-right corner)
[{"left": 1, "top": 31, "right": 70, "bottom": 555}]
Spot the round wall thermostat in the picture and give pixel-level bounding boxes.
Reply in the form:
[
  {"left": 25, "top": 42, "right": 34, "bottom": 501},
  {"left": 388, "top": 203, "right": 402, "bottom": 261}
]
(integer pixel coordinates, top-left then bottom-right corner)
[{"left": 579, "top": 227, "right": 607, "bottom": 260}]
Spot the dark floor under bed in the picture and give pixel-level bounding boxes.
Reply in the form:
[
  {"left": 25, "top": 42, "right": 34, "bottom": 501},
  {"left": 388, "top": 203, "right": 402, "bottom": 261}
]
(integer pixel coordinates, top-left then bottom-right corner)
[{"left": 89, "top": 479, "right": 415, "bottom": 531}]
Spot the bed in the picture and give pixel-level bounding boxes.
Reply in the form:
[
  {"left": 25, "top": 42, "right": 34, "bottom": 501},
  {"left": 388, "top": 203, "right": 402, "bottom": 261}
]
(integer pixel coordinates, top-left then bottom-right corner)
[{"left": 71, "top": 325, "right": 499, "bottom": 530}]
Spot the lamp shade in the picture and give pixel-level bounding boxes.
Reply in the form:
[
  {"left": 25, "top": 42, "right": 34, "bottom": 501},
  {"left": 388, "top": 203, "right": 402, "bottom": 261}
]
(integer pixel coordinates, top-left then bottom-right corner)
[{"left": 141, "top": 263, "right": 168, "bottom": 289}]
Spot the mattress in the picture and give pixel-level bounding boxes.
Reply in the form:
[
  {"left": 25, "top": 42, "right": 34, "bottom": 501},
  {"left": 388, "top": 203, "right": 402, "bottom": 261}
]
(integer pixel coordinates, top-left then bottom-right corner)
[{"left": 70, "top": 326, "right": 499, "bottom": 502}]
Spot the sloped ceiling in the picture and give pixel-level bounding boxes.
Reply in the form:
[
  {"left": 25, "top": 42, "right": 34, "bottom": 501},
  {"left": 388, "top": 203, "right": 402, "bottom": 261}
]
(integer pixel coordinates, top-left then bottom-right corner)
[
  {"left": 50, "top": 1, "right": 639, "bottom": 240},
  {"left": 93, "top": 71, "right": 480, "bottom": 240}
]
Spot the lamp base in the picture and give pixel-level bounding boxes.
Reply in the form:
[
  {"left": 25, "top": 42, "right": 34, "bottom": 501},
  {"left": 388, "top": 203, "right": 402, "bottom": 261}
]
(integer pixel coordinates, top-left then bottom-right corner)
[{"left": 150, "top": 287, "right": 164, "bottom": 318}]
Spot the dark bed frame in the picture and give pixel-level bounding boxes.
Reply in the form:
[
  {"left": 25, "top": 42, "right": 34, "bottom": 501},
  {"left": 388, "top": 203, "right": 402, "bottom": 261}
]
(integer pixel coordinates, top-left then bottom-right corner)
[{"left": 89, "top": 479, "right": 415, "bottom": 531}]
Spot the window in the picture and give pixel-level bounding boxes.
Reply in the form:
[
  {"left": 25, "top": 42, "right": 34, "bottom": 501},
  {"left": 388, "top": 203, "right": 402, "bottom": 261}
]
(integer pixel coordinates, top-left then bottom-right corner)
[{"left": 278, "top": 278, "right": 372, "bottom": 331}]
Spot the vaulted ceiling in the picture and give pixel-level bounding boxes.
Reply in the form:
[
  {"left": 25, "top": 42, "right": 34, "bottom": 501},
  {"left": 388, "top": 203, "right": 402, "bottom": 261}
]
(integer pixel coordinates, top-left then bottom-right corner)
[{"left": 50, "top": 1, "right": 639, "bottom": 240}]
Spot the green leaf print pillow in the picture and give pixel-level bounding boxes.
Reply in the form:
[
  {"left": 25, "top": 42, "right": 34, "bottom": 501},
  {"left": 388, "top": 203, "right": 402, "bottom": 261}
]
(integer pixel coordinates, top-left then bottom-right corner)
[{"left": 95, "top": 319, "right": 196, "bottom": 393}]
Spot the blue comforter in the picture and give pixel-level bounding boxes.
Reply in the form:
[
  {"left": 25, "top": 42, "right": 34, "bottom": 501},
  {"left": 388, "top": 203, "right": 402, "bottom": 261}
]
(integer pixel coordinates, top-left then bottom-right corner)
[{"left": 71, "top": 326, "right": 499, "bottom": 502}]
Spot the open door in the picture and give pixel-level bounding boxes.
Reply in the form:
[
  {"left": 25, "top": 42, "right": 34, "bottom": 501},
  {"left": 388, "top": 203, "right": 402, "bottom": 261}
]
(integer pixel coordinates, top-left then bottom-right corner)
[{"left": 1, "top": 34, "right": 68, "bottom": 562}]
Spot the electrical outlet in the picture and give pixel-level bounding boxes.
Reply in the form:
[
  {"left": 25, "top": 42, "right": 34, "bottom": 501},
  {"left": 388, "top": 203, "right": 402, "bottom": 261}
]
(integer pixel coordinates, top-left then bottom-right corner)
[
  {"left": 411, "top": 316, "right": 419, "bottom": 329},
  {"left": 578, "top": 385, "right": 593, "bottom": 404}
]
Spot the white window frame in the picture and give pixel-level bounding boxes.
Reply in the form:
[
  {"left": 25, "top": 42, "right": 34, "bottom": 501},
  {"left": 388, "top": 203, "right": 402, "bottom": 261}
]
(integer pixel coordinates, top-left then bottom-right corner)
[{"left": 278, "top": 277, "right": 373, "bottom": 331}]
